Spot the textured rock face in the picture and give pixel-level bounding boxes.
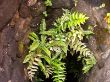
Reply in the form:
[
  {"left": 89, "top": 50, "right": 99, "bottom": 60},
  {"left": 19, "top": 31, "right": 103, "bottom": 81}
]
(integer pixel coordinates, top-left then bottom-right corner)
[
  {"left": 74, "top": 0, "right": 110, "bottom": 82},
  {"left": 0, "top": 0, "right": 21, "bottom": 30},
  {"left": 0, "top": 0, "right": 110, "bottom": 82},
  {"left": 0, "top": 27, "right": 26, "bottom": 82},
  {"left": 19, "top": 2, "right": 30, "bottom": 18},
  {"left": 0, "top": 0, "right": 30, "bottom": 82},
  {"left": 52, "top": 0, "right": 74, "bottom": 9},
  {"left": 84, "top": 49, "right": 110, "bottom": 82}
]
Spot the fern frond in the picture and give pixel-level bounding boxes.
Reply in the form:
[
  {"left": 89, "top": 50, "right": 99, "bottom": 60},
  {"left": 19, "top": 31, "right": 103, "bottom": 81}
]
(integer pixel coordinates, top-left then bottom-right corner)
[
  {"left": 39, "top": 63, "right": 53, "bottom": 78},
  {"left": 71, "top": 12, "right": 89, "bottom": 26},
  {"left": 70, "top": 39, "right": 91, "bottom": 57},
  {"left": 23, "top": 9, "right": 96, "bottom": 81},
  {"left": 28, "top": 54, "right": 42, "bottom": 80},
  {"left": 69, "top": 39, "right": 96, "bottom": 73},
  {"left": 45, "top": 65, "right": 53, "bottom": 75},
  {"left": 40, "top": 30, "right": 57, "bottom": 36},
  {"left": 54, "top": 9, "right": 89, "bottom": 32},
  {"left": 28, "top": 32, "right": 39, "bottom": 41},
  {"left": 52, "top": 59, "right": 66, "bottom": 82},
  {"left": 44, "top": 0, "right": 52, "bottom": 6},
  {"left": 40, "top": 19, "right": 46, "bottom": 32}
]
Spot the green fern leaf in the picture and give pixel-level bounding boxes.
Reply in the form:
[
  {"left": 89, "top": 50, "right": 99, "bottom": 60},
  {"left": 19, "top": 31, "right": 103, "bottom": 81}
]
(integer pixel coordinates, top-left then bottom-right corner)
[
  {"left": 23, "top": 52, "right": 34, "bottom": 63},
  {"left": 40, "top": 30, "right": 57, "bottom": 36},
  {"left": 29, "top": 41, "right": 39, "bottom": 51},
  {"left": 28, "top": 54, "right": 42, "bottom": 80},
  {"left": 52, "top": 59, "right": 66, "bottom": 82},
  {"left": 29, "top": 32, "right": 38, "bottom": 41},
  {"left": 40, "top": 45, "right": 51, "bottom": 57},
  {"left": 23, "top": 9, "right": 96, "bottom": 81},
  {"left": 40, "top": 19, "right": 46, "bottom": 32},
  {"left": 44, "top": 0, "right": 52, "bottom": 6},
  {"left": 69, "top": 39, "right": 96, "bottom": 73}
]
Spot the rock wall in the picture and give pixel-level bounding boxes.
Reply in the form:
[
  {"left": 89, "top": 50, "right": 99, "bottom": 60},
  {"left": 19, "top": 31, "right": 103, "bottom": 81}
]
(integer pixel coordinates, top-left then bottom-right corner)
[
  {"left": 0, "top": 0, "right": 29, "bottom": 82},
  {"left": 74, "top": 0, "right": 110, "bottom": 82},
  {"left": 0, "top": 0, "right": 110, "bottom": 82}
]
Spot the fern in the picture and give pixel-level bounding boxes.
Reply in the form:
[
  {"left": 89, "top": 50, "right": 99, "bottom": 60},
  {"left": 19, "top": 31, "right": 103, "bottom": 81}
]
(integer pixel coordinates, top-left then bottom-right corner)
[
  {"left": 44, "top": 0, "right": 52, "bottom": 6},
  {"left": 23, "top": 9, "right": 96, "bottom": 82},
  {"left": 23, "top": 19, "right": 51, "bottom": 80},
  {"left": 23, "top": 32, "right": 42, "bottom": 80},
  {"left": 52, "top": 59, "right": 66, "bottom": 82},
  {"left": 53, "top": 9, "right": 96, "bottom": 73},
  {"left": 39, "top": 62, "right": 53, "bottom": 78},
  {"left": 69, "top": 39, "right": 96, "bottom": 73},
  {"left": 28, "top": 54, "right": 41, "bottom": 80},
  {"left": 54, "top": 9, "right": 89, "bottom": 32}
]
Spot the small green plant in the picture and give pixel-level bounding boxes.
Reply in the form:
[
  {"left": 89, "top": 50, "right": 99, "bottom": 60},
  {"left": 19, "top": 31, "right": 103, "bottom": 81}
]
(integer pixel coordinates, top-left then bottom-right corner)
[
  {"left": 105, "top": 13, "right": 110, "bottom": 30},
  {"left": 44, "top": 0, "right": 52, "bottom": 6},
  {"left": 43, "top": 11, "right": 48, "bottom": 17},
  {"left": 23, "top": 9, "right": 96, "bottom": 82}
]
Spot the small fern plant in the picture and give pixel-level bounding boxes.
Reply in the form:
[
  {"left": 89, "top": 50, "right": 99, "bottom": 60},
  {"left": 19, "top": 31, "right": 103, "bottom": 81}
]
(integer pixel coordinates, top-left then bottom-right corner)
[
  {"left": 44, "top": 0, "right": 52, "bottom": 6},
  {"left": 23, "top": 9, "right": 96, "bottom": 81}
]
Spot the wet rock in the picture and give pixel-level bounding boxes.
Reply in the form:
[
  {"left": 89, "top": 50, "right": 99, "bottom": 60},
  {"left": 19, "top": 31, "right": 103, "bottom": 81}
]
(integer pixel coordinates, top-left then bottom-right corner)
[{"left": 0, "top": 0, "right": 21, "bottom": 30}]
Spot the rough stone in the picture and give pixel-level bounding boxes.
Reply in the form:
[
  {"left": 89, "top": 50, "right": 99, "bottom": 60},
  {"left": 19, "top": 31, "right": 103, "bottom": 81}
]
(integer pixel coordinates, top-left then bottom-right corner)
[
  {"left": 30, "top": 0, "right": 46, "bottom": 17},
  {"left": 0, "top": 26, "right": 27, "bottom": 82},
  {"left": 52, "top": 0, "right": 74, "bottom": 9},
  {"left": 74, "top": 0, "right": 110, "bottom": 82},
  {"left": 0, "top": 0, "right": 21, "bottom": 30},
  {"left": 46, "top": 9, "right": 63, "bottom": 28},
  {"left": 19, "top": 2, "right": 30, "bottom": 18}
]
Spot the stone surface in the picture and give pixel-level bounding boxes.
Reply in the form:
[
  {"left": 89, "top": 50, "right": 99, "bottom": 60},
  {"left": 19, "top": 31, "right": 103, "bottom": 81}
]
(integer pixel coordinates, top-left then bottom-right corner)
[
  {"left": 0, "top": 0, "right": 21, "bottom": 30},
  {"left": 0, "top": 0, "right": 110, "bottom": 82},
  {"left": 0, "top": 26, "right": 27, "bottom": 82},
  {"left": 30, "top": 0, "right": 46, "bottom": 17},
  {"left": 74, "top": 0, "right": 110, "bottom": 82},
  {"left": 19, "top": 2, "right": 30, "bottom": 18},
  {"left": 0, "top": 0, "right": 31, "bottom": 82},
  {"left": 46, "top": 9, "right": 63, "bottom": 28},
  {"left": 52, "top": 0, "right": 74, "bottom": 9}
]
